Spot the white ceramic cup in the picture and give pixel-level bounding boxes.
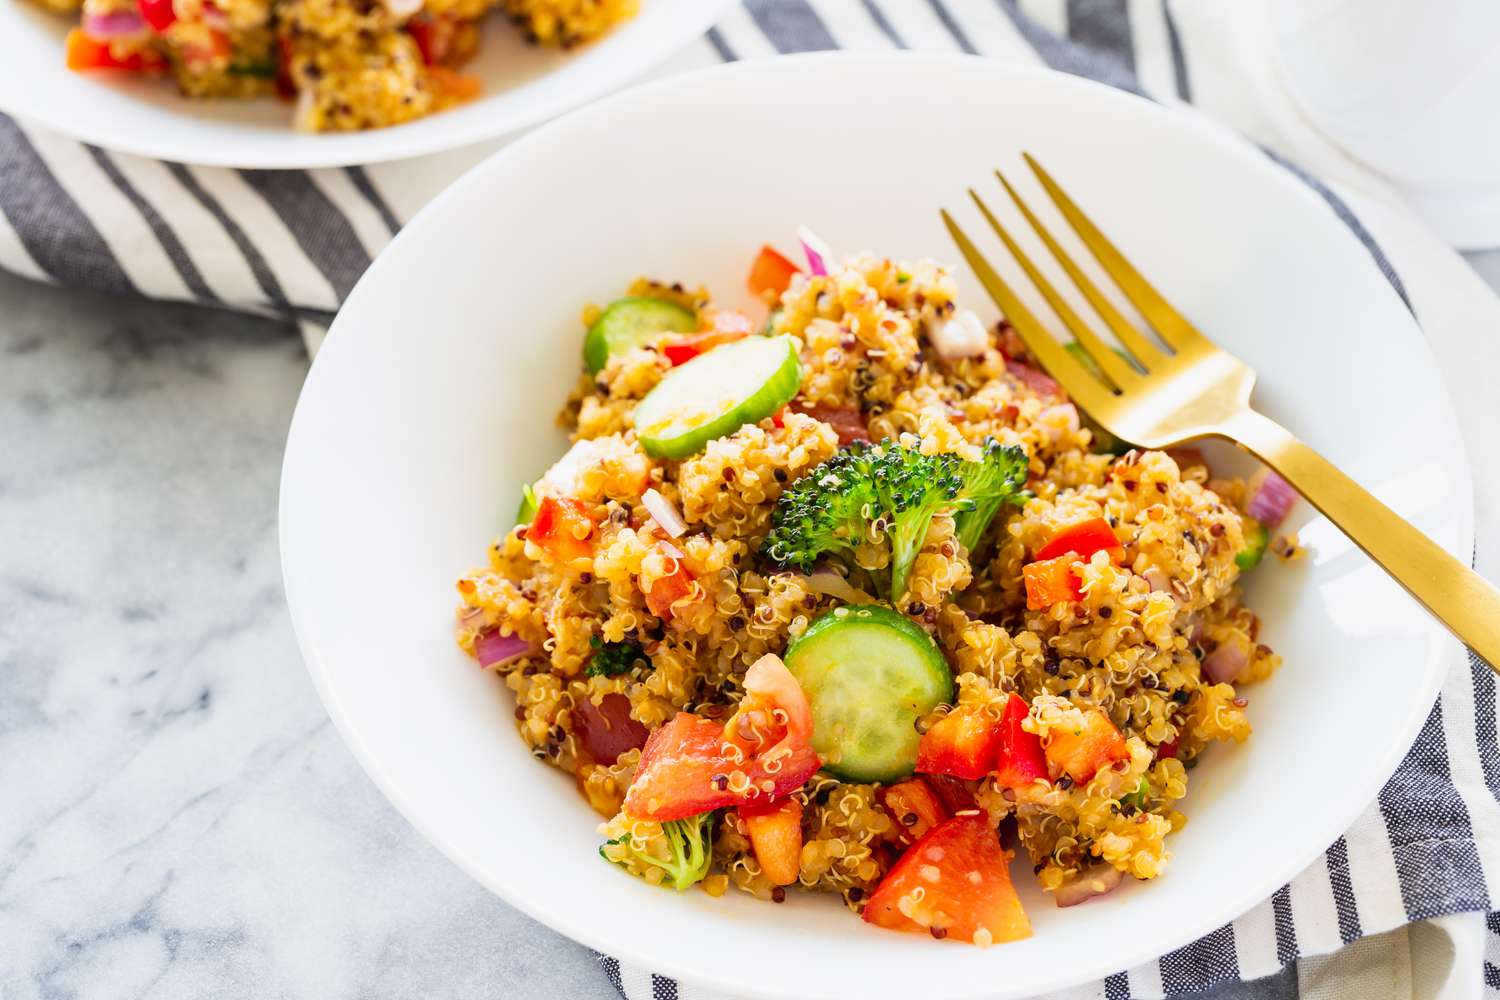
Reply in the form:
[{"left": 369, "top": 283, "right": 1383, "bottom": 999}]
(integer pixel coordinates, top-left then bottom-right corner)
[{"left": 1271, "top": 0, "right": 1500, "bottom": 249}]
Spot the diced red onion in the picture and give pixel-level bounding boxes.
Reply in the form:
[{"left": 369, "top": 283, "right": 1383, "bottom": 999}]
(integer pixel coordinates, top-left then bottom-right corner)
[
  {"left": 1202, "top": 640, "right": 1249, "bottom": 684},
  {"left": 1054, "top": 865, "right": 1123, "bottom": 907},
  {"left": 1245, "top": 469, "right": 1297, "bottom": 529},
  {"left": 1188, "top": 613, "right": 1205, "bottom": 645},
  {"left": 82, "top": 10, "right": 147, "bottom": 37},
  {"left": 642, "top": 488, "right": 687, "bottom": 538},
  {"left": 1142, "top": 568, "right": 1171, "bottom": 594},
  {"left": 201, "top": 5, "right": 230, "bottom": 30},
  {"left": 458, "top": 605, "right": 486, "bottom": 628},
  {"left": 803, "top": 567, "right": 874, "bottom": 605},
  {"left": 380, "top": 0, "right": 423, "bottom": 16},
  {"left": 475, "top": 628, "right": 533, "bottom": 669},
  {"left": 927, "top": 309, "right": 989, "bottom": 361},
  {"left": 796, "top": 403, "right": 869, "bottom": 445},
  {"left": 658, "top": 539, "right": 686, "bottom": 560},
  {"left": 572, "top": 693, "right": 648, "bottom": 765},
  {"left": 797, "top": 226, "right": 832, "bottom": 277}
]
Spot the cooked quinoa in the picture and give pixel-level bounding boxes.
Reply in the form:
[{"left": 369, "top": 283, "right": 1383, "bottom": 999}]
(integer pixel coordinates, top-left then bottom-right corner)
[
  {"left": 47, "top": 0, "right": 634, "bottom": 132},
  {"left": 455, "top": 243, "right": 1285, "bottom": 943}
]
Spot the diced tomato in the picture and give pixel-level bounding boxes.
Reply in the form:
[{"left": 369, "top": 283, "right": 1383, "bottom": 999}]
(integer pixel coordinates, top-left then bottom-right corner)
[
  {"left": 1034, "top": 517, "right": 1125, "bottom": 564},
  {"left": 770, "top": 406, "right": 787, "bottom": 430},
  {"left": 879, "top": 778, "right": 948, "bottom": 847},
  {"left": 1023, "top": 555, "right": 1083, "bottom": 610},
  {"left": 406, "top": 13, "right": 474, "bottom": 66},
  {"left": 572, "top": 692, "right": 648, "bottom": 766},
  {"left": 623, "top": 714, "right": 731, "bottom": 821},
  {"left": 863, "top": 812, "right": 1032, "bottom": 946},
  {"left": 661, "top": 310, "right": 754, "bottom": 367},
  {"left": 795, "top": 403, "right": 869, "bottom": 445},
  {"left": 748, "top": 245, "right": 800, "bottom": 300},
  {"left": 1006, "top": 360, "right": 1066, "bottom": 402},
  {"left": 65, "top": 29, "right": 164, "bottom": 71},
  {"left": 739, "top": 798, "right": 803, "bottom": 886},
  {"left": 1044, "top": 709, "right": 1129, "bottom": 785},
  {"left": 916, "top": 707, "right": 1004, "bottom": 780},
  {"left": 643, "top": 554, "right": 695, "bottom": 621},
  {"left": 993, "top": 694, "right": 1047, "bottom": 790},
  {"left": 725, "top": 653, "right": 814, "bottom": 757},
  {"left": 275, "top": 34, "right": 295, "bottom": 99},
  {"left": 428, "top": 66, "right": 481, "bottom": 103},
  {"left": 137, "top": 0, "right": 176, "bottom": 31},
  {"left": 923, "top": 774, "right": 979, "bottom": 814},
  {"left": 623, "top": 711, "right": 820, "bottom": 821},
  {"left": 1157, "top": 736, "right": 1180, "bottom": 760},
  {"left": 527, "top": 495, "right": 595, "bottom": 566}
]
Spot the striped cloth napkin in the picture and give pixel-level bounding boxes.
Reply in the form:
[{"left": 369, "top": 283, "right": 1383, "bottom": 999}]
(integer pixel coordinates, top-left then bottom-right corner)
[{"left": 2, "top": 2, "right": 1496, "bottom": 997}]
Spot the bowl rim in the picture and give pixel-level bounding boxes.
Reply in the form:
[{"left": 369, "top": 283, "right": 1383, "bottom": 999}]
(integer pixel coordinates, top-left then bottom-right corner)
[
  {"left": 280, "top": 50, "right": 1471, "bottom": 998},
  {"left": 0, "top": 0, "right": 736, "bottom": 169}
]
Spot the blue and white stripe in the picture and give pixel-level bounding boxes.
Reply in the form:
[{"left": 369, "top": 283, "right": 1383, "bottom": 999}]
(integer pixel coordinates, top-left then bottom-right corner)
[{"left": 0, "top": 1, "right": 1494, "bottom": 996}]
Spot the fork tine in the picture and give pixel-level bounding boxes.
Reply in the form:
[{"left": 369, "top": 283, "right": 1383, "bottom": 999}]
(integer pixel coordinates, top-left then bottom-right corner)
[
  {"left": 992, "top": 169, "right": 1170, "bottom": 374},
  {"left": 1023, "top": 153, "right": 1209, "bottom": 354},
  {"left": 969, "top": 184, "right": 1141, "bottom": 392},
  {"left": 939, "top": 209, "right": 1116, "bottom": 416}
]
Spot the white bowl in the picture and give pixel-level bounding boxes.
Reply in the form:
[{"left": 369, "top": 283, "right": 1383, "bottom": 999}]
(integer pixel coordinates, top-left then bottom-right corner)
[
  {"left": 0, "top": 0, "right": 732, "bottom": 168},
  {"left": 280, "top": 53, "right": 1470, "bottom": 1000}
]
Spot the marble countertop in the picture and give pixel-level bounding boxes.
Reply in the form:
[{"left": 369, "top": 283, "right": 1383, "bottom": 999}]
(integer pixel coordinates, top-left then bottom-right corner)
[{"left": 2, "top": 252, "right": 1495, "bottom": 1000}]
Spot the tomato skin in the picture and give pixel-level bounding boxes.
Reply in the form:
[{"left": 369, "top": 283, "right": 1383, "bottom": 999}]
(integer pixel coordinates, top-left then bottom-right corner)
[
  {"left": 923, "top": 773, "right": 979, "bottom": 814},
  {"left": 731, "top": 653, "right": 813, "bottom": 750},
  {"left": 1044, "top": 709, "right": 1130, "bottom": 785},
  {"left": 863, "top": 812, "right": 1032, "bottom": 946},
  {"left": 137, "top": 0, "right": 176, "bottom": 31},
  {"left": 622, "top": 710, "right": 822, "bottom": 823},
  {"left": 748, "top": 245, "right": 800, "bottom": 300},
  {"left": 572, "top": 692, "right": 648, "bottom": 766},
  {"left": 878, "top": 778, "right": 948, "bottom": 847},
  {"left": 1157, "top": 736, "right": 1180, "bottom": 760},
  {"left": 1006, "top": 360, "right": 1065, "bottom": 402},
  {"left": 795, "top": 403, "right": 869, "bottom": 445},
  {"left": 661, "top": 311, "right": 753, "bottom": 367},
  {"left": 739, "top": 798, "right": 803, "bottom": 886},
  {"left": 1034, "top": 517, "right": 1124, "bottom": 564},
  {"left": 1023, "top": 555, "right": 1083, "bottom": 610},
  {"left": 916, "top": 707, "right": 1004, "bottom": 780},
  {"left": 993, "top": 694, "right": 1048, "bottom": 790},
  {"left": 527, "top": 495, "right": 595, "bottom": 566},
  {"left": 65, "top": 29, "right": 165, "bottom": 71},
  {"left": 643, "top": 552, "right": 695, "bottom": 621}
]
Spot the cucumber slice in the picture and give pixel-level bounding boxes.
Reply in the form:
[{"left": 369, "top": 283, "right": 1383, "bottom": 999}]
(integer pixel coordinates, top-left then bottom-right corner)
[
  {"left": 633, "top": 335, "right": 802, "bottom": 460},
  {"left": 1236, "top": 518, "right": 1269, "bottom": 571},
  {"left": 584, "top": 298, "right": 697, "bottom": 375},
  {"left": 783, "top": 604, "right": 954, "bottom": 783}
]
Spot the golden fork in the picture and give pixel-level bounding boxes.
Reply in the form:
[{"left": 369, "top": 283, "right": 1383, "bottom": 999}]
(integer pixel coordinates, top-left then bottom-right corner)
[{"left": 942, "top": 154, "right": 1500, "bottom": 672}]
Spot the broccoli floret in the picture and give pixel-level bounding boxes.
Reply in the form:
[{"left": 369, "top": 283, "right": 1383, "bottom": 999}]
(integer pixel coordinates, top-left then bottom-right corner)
[
  {"left": 763, "top": 439, "right": 1025, "bottom": 600},
  {"left": 952, "top": 438, "right": 1031, "bottom": 556},
  {"left": 761, "top": 443, "right": 882, "bottom": 572},
  {"left": 599, "top": 812, "right": 715, "bottom": 891},
  {"left": 586, "top": 636, "right": 644, "bottom": 677}
]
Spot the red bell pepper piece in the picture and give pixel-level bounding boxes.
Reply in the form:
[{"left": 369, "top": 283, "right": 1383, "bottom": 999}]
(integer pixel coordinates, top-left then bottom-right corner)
[
  {"left": 65, "top": 29, "right": 164, "bottom": 71},
  {"left": 993, "top": 694, "right": 1048, "bottom": 789},
  {"left": 1034, "top": 517, "right": 1125, "bottom": 564},
  {"left": 1023, "top": 555, "right": 1083, "bottom": 610},
  {"left": 137, "top": 0, "right": 177, "bottom": 31},
  {"left": 878, "top": 777, "right": 948, "bottom": 847},
  {"left": 1045, "top": 709, "right": 1130, "bottom": 785},
  {"left": 916, "top": 707, "right": 1004, "bottom": 780},
  {"left": 747, "top": 245, "right": 800, "bottom": 300},
  {"left": 527, "top": 495, "right": 595, "bottom": 566}
]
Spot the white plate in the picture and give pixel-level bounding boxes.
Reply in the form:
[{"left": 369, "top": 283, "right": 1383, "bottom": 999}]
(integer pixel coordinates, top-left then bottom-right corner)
[
  {"left": 0, "top": 0, "right": 732, "bottom": 168},
  {"left": 280, "top": 53, "right": 1471, "bottom": 1000}
]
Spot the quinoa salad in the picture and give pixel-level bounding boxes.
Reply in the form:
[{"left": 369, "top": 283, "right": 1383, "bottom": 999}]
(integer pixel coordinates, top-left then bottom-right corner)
[
  {"left": 454, "top": 232, "right": 1296, "bottom": 946},
  {"left": 43, "top": 0, "right": 633, "bottom": 131}
]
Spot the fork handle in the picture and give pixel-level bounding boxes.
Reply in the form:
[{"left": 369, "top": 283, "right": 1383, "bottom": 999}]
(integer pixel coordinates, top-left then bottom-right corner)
[{"left": 1224, "top": 409, "right": 1499, "bottom": 672}]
